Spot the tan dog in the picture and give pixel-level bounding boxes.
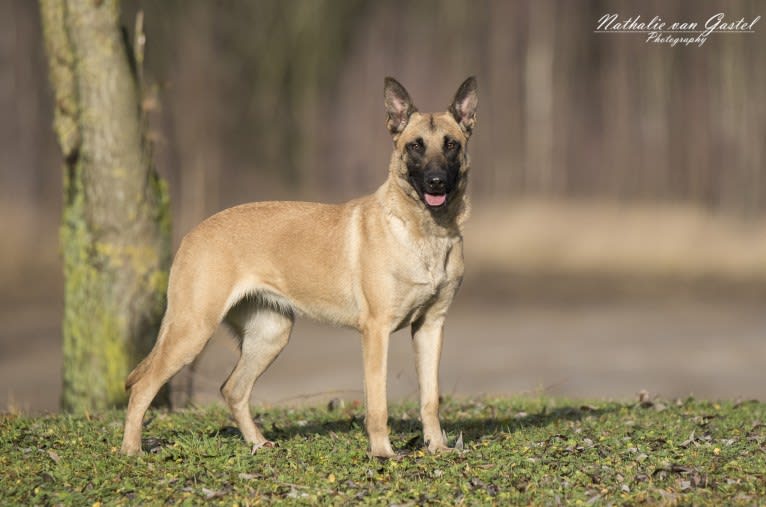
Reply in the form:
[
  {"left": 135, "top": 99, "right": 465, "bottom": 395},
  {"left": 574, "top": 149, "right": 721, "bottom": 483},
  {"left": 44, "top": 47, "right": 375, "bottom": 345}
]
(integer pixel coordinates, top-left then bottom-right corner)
[{"left": 121, "top": 77, "right": 478, "bottom": 458}]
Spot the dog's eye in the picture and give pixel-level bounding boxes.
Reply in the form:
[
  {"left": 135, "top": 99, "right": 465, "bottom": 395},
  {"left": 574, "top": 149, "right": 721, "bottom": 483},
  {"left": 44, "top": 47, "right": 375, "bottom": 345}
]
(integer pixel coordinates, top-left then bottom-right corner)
[
  {"left": 445, "top": 140, "right": 458, "bottom": 151},
  {"left": 408, "top": 140, "right": 424, "bottom": 152}
]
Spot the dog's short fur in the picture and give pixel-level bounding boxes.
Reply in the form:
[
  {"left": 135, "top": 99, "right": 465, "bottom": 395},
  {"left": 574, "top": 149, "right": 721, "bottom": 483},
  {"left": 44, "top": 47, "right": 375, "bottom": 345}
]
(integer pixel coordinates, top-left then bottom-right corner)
[{"left": 121, "top": 77, "right": 478, "bottom": 457}]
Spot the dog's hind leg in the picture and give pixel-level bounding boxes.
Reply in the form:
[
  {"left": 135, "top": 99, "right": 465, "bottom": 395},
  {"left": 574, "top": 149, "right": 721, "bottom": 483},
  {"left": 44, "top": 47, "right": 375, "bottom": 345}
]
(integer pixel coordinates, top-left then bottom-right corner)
[
  {"left": 121, "top": 313, "right": 218, "bottom": 455},
  {"left": 221, "top": 299, "right": 293, "bottom": 447}
]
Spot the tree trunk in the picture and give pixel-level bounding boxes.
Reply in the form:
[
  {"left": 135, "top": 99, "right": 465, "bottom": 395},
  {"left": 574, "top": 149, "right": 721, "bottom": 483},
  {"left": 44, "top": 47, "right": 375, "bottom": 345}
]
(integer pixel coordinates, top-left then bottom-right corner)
[{"left": 39, "top": 0, "right": 170, "bottom": 411}]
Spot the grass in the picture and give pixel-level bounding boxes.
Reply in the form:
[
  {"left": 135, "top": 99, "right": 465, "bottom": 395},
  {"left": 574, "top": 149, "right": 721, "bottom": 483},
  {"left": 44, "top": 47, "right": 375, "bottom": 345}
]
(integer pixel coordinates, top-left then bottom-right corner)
[{"left": 1, "top": 396, "right": 764, "bottom": 505}]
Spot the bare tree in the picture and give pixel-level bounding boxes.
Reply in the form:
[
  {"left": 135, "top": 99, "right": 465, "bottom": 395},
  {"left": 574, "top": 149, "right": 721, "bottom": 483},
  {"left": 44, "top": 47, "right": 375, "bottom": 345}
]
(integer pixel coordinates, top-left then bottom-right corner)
[{"left": 39, "top": 0, "right": 170, "bottom": 411}]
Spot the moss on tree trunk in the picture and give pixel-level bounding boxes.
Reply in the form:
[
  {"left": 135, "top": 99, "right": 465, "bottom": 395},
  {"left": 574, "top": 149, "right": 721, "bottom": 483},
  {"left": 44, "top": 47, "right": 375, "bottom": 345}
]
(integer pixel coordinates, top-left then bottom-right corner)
[{"left": 40, "top": 0, "right": 170, "bottom": 411}]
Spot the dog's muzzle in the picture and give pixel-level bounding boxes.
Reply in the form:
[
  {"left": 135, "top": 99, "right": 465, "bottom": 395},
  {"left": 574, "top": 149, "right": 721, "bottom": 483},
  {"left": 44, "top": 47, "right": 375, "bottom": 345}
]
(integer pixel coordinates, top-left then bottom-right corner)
[{"left": 423, "top": 172, "right": 447, "bottom": 207}]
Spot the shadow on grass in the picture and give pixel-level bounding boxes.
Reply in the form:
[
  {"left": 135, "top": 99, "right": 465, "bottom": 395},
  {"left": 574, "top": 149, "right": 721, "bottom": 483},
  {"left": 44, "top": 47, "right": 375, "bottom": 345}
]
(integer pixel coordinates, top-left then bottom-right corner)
[
  {"left": 208, "top": 402, "right": 621, "bottom": 450},
  {"left": 440, "top": 404, "right": 620, "bottom": 445}
]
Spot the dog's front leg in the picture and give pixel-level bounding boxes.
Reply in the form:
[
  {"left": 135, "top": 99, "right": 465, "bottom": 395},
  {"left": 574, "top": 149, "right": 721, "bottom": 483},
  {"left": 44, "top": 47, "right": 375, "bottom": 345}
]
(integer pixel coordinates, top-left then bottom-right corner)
[
  {"left": 361, "top": 324, "right": 395, "bottom": 458},
  {"left": 412, "top": 316, "right": 448, "bottom": 453}
]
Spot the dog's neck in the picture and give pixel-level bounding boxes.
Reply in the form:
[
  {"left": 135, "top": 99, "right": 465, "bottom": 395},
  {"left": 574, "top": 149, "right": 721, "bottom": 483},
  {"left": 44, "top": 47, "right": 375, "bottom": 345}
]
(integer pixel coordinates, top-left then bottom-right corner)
[{"left": 377, "top": 151, "right": 470, "bottom": 239}]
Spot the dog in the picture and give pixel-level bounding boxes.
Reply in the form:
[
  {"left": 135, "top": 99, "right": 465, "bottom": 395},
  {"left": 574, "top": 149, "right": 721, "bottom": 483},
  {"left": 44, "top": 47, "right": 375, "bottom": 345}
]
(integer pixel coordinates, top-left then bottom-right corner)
[{"left": 121, "top": 76, "right": 478, "bottom": 458}]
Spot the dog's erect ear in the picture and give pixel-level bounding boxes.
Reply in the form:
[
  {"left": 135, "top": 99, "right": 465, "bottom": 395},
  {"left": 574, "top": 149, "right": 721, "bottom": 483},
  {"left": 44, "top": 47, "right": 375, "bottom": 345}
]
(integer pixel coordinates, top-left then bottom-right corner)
[
  {"left": 448, "top": 76, "right": 478, "bottom": 136},
  {"left": 384, "top": 77, "right": 417, "bottom": 136}
]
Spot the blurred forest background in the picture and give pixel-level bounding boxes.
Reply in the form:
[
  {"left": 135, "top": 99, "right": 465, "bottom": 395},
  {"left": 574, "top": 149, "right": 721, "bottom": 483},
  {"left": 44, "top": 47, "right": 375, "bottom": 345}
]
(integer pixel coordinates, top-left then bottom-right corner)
[{"left": 2, "top": 0, "right": 765, "bottom": 411}]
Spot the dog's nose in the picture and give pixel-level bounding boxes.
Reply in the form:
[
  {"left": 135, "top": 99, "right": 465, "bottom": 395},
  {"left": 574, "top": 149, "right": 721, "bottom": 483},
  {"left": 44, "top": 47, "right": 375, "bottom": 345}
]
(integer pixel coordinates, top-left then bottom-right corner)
[{"left": 427, "top": 175, "right": 445, "bottom": 191}]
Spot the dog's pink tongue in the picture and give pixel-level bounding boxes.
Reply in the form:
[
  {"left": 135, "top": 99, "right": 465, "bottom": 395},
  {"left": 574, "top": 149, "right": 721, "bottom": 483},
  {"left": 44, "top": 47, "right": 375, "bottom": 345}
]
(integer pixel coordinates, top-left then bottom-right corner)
[{"left": 425, "top": 193, "right": 446, "bottom": 206}]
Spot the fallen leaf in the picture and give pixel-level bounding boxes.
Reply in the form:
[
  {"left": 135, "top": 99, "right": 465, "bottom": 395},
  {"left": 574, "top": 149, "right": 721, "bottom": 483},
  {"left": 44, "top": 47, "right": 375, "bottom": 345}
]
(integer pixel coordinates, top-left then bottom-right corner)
[
  {"left": 655, "top": 463, "right": 695, "bottom": 475},
  {"left": 286, "top": 486, "right": 306, "bottom": 499},
  {"left": 680, "top": 431, "right": 697, "bottom": 448},
  {"left": 47, "top": 449, "right": 61, "bottom": 464},
  {"left": 469, "top": 477, "right": 486, "bottom": 489},
  {"left": 201, "top": 487, "right": 225, "bottom": 500},
  {"left": 586, "top": 493, "right": 602, "bottom": 505}
]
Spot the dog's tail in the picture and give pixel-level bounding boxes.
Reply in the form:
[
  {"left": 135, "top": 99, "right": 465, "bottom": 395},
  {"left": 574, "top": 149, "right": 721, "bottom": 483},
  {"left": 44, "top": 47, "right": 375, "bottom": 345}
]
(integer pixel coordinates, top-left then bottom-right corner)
[
  {"left": 125, "top": 352, "right": 154, "bottom": 390},
  {"left": 125, "top": 321, "right": 167, "bottom": 390}
]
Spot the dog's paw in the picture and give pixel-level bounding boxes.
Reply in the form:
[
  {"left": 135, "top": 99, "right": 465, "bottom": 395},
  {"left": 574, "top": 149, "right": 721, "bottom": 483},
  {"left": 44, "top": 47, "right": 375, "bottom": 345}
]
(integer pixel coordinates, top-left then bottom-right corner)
[
  {"left": 120, "top": 443, "right": 143, "bottom": 456},
  {"left": 424, "top": 434, "right": 448, "bottom": 454},
  {"left": 369, "top": 441, "right": 396, "bottom": 459},
  {"left": 426, "top": 430, "right": 463, "bottom": 454},
  {"left": 368, "top": 450, "right": 400, "bottom": 460},
  {"left": 250, "top": 440, "right": 276, "bottom": 454},
  {"left": 427, "top": 439, "right": 463, "bottom": 455}
]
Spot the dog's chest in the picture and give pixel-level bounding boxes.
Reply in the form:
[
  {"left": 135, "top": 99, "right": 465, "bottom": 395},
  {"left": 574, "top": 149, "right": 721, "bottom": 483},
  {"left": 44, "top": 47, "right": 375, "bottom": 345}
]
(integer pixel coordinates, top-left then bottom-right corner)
[
  {"left": 416, "top": 236, "right": 455, "bottom": 287},
  {"left": 389, "top": 232, "right": 460, "bottom": 326}
]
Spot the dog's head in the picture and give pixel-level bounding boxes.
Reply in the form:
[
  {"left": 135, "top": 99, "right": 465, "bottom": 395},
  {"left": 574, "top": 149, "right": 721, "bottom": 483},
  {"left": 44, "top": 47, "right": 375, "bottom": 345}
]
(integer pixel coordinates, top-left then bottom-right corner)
[{"left": 384, "top": 76, "right": 477, "bottom": 211}]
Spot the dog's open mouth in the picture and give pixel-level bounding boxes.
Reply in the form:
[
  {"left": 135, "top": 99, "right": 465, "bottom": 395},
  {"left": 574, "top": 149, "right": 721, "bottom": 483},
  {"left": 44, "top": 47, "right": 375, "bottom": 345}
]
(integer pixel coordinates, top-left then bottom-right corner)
[{"left": 424, "top": 193, "right": 447, "bottom": 207}]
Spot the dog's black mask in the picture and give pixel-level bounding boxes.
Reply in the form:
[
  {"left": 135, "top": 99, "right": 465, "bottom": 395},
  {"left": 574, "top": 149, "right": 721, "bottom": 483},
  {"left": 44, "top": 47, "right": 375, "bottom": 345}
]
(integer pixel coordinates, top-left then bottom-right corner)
[{"left": 405, "top": 135, "right": 461, "bottom": 210}]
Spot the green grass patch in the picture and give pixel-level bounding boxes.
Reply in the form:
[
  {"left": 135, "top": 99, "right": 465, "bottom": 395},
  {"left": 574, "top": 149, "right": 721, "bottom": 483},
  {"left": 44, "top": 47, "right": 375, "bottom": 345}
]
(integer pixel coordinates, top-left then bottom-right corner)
[{"left": 1, "top": 397, "right": 764, "bottom": 505}]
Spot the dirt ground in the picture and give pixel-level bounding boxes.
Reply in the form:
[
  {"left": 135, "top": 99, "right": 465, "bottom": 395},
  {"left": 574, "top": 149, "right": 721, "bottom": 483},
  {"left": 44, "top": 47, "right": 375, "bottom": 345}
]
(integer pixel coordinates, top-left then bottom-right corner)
[{"left": 2, "top": 279, "right": 764, "bottom": 413}]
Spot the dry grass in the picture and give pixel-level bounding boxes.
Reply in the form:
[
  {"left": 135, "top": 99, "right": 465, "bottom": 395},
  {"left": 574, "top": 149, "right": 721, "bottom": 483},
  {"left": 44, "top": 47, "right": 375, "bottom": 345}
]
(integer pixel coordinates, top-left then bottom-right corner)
[{"left": 466, "top": 199, "right": 766, "bottom": 282}]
